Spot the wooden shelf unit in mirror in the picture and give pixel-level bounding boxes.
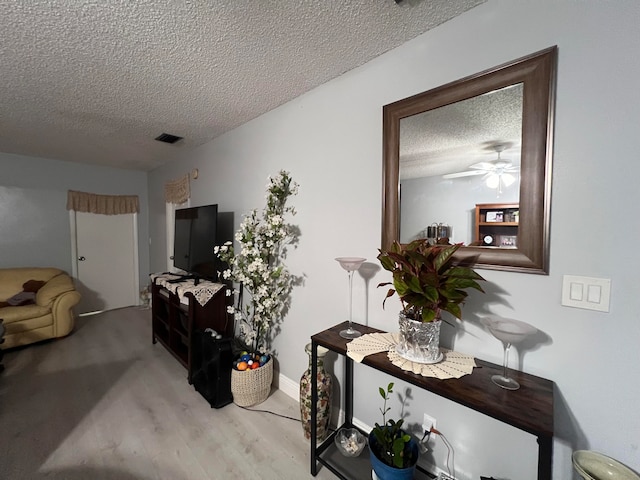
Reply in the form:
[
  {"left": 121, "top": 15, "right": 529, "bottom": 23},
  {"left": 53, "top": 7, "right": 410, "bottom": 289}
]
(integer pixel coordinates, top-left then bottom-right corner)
[{"left": 475, "top": 203, "right": 519, "bottom": 247}]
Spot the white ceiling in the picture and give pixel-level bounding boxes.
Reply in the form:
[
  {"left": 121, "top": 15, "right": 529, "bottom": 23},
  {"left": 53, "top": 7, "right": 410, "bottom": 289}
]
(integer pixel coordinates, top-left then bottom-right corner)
[{"left": 0, "top": 0, "right": 485, "bottom": 172}]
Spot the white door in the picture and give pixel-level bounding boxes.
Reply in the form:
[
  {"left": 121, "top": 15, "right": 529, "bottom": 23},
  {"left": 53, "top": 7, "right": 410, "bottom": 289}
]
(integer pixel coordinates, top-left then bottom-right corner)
[{"left": 72, "top": 211, "right": 139, "bottom": 314}]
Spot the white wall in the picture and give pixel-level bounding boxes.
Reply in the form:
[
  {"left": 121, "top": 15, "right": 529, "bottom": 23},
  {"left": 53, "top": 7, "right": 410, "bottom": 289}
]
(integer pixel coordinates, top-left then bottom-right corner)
[
  {"left": 0, "top": 152, "right": 150, "bottom": 286},
  {"left": 148, "top": 1, "right": 640, "bottom": 478},
  {"left": 400, "top": 173, "right": 519, "bottom": 244}
]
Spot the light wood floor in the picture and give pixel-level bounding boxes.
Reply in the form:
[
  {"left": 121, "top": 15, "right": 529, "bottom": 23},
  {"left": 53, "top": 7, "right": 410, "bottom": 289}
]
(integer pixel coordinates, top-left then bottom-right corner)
[{"left": 0, "top": 307, "right": 336, "bottom": 480}]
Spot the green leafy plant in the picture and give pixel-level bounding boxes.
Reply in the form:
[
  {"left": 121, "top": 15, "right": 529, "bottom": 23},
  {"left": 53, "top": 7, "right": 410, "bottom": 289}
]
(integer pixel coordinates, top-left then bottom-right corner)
[
  {"left": 377, "top": 240, "right": 485, "bottom": 322},
  {"left": 370, "top": 382, "right": 415, "bottom": 469}
]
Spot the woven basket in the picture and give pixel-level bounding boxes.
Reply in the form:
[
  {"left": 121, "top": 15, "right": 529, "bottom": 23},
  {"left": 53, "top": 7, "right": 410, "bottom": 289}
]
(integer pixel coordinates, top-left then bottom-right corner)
[{"left": 231, "top": 356, "right": 274, "bottom": 407}]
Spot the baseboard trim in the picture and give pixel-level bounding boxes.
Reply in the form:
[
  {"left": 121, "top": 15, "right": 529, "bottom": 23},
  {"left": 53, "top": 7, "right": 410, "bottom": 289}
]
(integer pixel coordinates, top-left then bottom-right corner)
[
  {"left": 275, "top": 373, "right": 439, "bottom": 477},
  {"left": 277, "top": 371, "right": 300, "bottom": 400},
  {"left": 276, "top": 372, "right": 371, "bottom": 432}
]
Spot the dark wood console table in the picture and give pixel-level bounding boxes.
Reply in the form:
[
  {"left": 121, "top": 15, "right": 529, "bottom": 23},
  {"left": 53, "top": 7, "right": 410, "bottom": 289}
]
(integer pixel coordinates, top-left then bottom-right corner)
[{"left": 310, "top": 322, "right": 554, "bottom": 480}]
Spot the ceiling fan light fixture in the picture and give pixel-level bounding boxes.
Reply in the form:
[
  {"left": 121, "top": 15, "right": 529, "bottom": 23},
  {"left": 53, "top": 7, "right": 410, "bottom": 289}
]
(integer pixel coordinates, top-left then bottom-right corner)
[
  {"left": 486, "top": 174, "right": 500, "bottom": 189},
  {"left": 444, "top": 144, "right": 520, "bottom": 182},
  {"left": 502, "top": 173, "right": 516, "bottom": 187},
  {"left": 486, "top": 172, "right": 516, "bottom": 197}
]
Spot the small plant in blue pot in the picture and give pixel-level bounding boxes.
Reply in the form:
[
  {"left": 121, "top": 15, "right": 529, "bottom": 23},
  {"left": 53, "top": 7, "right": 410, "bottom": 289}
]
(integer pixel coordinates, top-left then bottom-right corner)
[{"left": 369, "top": 382, "right": 419, "bottom": 480}]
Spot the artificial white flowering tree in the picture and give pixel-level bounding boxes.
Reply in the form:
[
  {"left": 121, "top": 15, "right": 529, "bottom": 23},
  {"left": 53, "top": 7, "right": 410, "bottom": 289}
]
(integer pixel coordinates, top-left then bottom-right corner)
[{"left": 214, "top": 170, "right": 299, "bottom": 355}]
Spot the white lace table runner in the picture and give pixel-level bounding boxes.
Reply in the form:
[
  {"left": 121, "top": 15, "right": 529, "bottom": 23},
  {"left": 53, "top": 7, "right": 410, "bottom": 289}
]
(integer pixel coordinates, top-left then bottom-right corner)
[
  {"left": 346, "top": 332, "right": 476, "bottom": 380},
  {"left": 150, "top": 273, "right": 225, "bottom": 307}
]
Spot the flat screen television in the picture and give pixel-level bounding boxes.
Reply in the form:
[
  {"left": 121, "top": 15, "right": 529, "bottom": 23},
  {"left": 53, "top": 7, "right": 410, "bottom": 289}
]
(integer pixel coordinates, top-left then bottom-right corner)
[{"left": 173, "top": 204, "right": 233, "bottom": 282}]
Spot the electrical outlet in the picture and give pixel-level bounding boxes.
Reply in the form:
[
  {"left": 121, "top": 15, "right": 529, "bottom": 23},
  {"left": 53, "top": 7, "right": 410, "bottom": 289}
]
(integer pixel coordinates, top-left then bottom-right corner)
[{"left": 422, "top": 413, "right": 436, "bottom": 433}]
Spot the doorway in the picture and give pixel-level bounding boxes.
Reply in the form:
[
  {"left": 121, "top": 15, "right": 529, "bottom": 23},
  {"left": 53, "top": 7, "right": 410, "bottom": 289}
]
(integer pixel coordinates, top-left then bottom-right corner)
[{"left": 70, "top": 211, "right": 139, "bottom": 314}]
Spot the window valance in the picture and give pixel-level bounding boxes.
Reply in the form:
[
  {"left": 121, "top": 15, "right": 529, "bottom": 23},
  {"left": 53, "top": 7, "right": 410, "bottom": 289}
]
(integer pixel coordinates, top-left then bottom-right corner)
[
  {"left": 66, "top": 190, "right": 140, "bottom": 215},
  {"left": 164, "top": 174, "right": 190, "bottom": 204}
]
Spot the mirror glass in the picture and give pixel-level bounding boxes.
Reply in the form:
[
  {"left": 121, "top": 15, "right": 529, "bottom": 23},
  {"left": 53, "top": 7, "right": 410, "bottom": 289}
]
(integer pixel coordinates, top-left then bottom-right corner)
[
  {"left": 382, "top": 47, "right": 557, "bottom": 273},
  {"left": 399, "top": 83, "right": 523, "bottom": 245}
]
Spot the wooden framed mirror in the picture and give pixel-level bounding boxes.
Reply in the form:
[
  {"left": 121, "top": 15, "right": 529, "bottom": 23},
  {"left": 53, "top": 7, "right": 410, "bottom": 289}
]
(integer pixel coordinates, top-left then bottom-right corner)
[{"left": 382, "top": 46, "right": 557, "bottom": 274}]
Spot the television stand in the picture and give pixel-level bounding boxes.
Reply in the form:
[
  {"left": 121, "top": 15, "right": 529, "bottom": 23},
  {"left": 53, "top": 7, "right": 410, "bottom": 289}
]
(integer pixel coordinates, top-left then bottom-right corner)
[
  {"left": 150, "top": 273, "right": 232, "bottom": 382},
  {"left": 166, "top": 274, "right": 204, "bottom": 286}
]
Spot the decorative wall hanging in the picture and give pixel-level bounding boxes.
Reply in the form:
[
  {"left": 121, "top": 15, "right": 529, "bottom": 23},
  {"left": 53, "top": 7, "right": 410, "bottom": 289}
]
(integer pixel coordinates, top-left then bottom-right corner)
[{"left": 164, "top": 173, "right": 190, "bottom": 204}]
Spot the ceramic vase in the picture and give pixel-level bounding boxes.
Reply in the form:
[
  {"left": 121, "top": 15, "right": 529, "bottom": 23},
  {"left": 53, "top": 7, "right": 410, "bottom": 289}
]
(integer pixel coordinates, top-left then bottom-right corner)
[
  {"left": 395, "top": 312, "right": 443, "bottom": 364},
  {"left": 299, "top": 343, "right": 332, "bottom": 441}
]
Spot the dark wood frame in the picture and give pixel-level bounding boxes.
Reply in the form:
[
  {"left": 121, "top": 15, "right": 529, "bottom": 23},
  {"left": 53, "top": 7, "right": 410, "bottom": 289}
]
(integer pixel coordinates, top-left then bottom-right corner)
[{"left": 382, "top": 46, "right": 557, "bottom": 274}]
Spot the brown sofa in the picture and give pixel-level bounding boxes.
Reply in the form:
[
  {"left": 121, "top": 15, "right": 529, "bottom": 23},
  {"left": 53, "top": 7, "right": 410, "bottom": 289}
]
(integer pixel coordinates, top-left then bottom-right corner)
[{"left": 0, "top": 267, "right": 81, "bottom": 349}]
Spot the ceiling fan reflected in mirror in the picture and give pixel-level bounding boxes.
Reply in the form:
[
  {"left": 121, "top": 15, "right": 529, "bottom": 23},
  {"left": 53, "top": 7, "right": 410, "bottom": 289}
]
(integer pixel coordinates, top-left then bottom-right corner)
[{"left": 443, "top": 144, "right": 519, "bottom": 195}]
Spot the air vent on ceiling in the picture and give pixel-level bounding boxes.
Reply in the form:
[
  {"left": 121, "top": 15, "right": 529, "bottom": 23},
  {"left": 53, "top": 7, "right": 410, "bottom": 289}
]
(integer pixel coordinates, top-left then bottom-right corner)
[{"left": 155, "top": 133, "right": 183, "bottom": 144}]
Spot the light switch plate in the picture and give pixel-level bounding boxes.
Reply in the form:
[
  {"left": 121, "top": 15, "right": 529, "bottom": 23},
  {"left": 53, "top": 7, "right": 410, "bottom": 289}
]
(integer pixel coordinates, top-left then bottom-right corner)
[{"left": 562, "top": 275, "right": 611, "bottom": 312}]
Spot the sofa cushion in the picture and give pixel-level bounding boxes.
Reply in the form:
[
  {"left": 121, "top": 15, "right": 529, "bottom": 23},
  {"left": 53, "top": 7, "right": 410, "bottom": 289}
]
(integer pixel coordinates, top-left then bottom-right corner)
[
  {"left": 0, "top": 268, "right": 62, "bottom": 301},
  {"left": 22, "top": 279, "right": 47, "bottom": 293},
  {"left": 2, "top": 311, "right": 53, "bottom": 335},
  {"left": 0, "top": 304, "right": 51, "bottom": 324},
  {"left": 36, "top": 274, "right": 75, "bottom": 307},
  {"left": 0, "top": 280, "right": 46, "bottom": 307},
  {"left": 3, "top": 291, "right": 36, "bottom": 307}
]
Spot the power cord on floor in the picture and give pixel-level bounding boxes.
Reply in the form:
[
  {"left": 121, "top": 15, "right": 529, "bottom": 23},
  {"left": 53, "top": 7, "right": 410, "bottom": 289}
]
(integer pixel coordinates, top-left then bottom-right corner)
[
  {"left": 238, "top": 405, "right": 339, "bottom": 436},
  {"left": 238, "top": 405, "right": 301, "bottom": 423}
]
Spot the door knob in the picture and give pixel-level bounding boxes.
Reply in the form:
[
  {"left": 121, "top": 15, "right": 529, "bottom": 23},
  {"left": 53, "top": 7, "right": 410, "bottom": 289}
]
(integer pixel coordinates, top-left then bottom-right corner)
[{"left": 78, "top": 256, "right": 86, "bottom": 261}]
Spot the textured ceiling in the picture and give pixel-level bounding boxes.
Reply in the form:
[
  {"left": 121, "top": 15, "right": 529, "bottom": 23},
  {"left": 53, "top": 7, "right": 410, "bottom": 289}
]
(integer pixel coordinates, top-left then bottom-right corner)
[
  {"left": 0, "top": 0, "right": 485, "bottom": 171},
  {"left": 400, "top": 83, "right": 524, "bottom": 180}
]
